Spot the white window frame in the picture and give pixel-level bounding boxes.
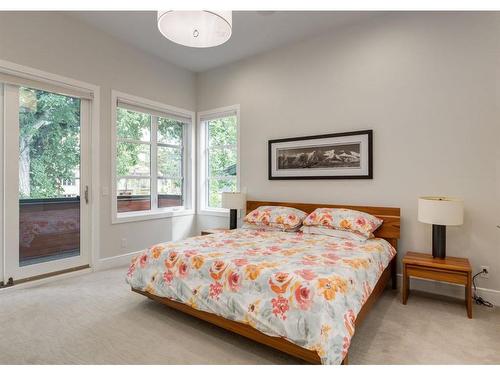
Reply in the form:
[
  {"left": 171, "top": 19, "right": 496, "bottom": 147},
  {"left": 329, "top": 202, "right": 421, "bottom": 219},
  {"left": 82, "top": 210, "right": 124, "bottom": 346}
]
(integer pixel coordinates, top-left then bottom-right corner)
[
  {"left": 197, "top": 105, "right": 240, "bottom": 217},
  {"left": 0, "top": 58, "right": 100, "bottom": 276},
  {"left": 111, "top": 90, "right": 195, "bottom": 224}
]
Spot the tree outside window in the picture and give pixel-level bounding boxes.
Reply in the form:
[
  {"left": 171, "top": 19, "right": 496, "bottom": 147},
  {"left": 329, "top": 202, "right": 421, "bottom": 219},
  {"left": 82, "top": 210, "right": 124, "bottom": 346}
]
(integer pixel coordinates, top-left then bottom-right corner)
[
  {"left": 206, "top": 114, "right": 238, "bottom": 208},
  {"left": 19, "top": 87, "right": 81, "bottom": 200}
]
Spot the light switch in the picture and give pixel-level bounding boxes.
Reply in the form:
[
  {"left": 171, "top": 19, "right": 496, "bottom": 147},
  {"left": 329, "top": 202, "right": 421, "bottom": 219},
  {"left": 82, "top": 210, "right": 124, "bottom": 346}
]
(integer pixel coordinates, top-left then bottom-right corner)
[{"left": 102, "top": 186, "right": 109, "bottom": 196}]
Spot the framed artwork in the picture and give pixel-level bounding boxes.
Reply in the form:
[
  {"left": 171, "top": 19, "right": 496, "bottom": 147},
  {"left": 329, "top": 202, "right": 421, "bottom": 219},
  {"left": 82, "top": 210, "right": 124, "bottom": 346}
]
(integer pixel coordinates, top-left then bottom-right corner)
[{"left": 268, "top": 130, "right": 373, "bottom": 180}]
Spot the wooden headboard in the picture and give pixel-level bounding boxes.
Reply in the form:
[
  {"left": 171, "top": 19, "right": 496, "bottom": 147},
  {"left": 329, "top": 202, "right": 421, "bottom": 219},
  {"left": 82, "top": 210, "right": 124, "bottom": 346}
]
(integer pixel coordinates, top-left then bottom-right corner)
[{"left": 246, "top": 200, "right": 400, "bottom": 248}]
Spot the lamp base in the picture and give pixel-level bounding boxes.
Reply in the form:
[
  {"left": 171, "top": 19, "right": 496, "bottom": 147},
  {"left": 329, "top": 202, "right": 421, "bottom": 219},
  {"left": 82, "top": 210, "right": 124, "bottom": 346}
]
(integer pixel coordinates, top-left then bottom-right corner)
[
  {"left": 432, "top": 224, "right": 446, "bottom": 258},
  {"left": 229, "top": 209, "right": 237, "bottom": 230}
]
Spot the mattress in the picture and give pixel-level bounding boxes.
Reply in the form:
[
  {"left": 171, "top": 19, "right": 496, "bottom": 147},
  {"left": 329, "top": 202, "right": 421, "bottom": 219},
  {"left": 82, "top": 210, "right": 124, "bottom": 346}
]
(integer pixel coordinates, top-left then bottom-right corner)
[{"left": 126, "top": 229, "right": 396, "bottom": 364}]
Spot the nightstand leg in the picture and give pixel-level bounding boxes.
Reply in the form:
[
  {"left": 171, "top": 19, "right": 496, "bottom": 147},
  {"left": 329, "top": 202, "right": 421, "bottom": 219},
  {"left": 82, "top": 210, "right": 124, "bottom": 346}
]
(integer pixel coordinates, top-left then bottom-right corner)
[
  {"left": 466, "top": 272, "right": 472, "bottom": 319},
  {"left": 391, "top": 256, "right": 397, "bottom": 289},
  {"left": 402, "top": 266, "right": 409, "bottom": 305}
]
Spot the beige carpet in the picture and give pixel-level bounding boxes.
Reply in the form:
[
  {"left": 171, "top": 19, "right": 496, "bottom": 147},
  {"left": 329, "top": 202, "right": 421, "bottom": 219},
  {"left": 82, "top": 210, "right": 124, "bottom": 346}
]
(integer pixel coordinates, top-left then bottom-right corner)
[{"left": 0, "top": 267, "right": 498, "bottom": 364}]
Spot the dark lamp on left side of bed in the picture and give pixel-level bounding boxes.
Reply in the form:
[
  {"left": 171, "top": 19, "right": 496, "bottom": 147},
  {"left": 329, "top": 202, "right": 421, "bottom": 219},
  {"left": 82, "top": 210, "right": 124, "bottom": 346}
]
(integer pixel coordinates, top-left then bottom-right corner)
[{"left": 221, "top": 192, "right": 247, "bottom": 230}]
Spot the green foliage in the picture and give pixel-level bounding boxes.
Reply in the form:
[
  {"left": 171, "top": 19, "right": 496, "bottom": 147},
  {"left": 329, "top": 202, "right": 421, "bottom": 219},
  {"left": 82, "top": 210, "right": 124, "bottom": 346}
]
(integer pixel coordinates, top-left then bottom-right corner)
[
  {"left": 19, "top": 88, "right": 80, "bottom": 199},
  {"left": 208, "top": 116, "right": 237, "bottom": 147},
  {"left": 116, "top": 108, "right": 150, "bottom": 177},
  {"left": 116, "top": 142, "right": 150, "bottom": 177},
  {"left": 158, "top": 146, "right": 181, "bottom": 177},
  {"left": 208, "top": 147, "right": 237, "bottom": 176},
  {"left": 158, "top": 117, "right": 183, "bottom": 145},
  {"left": 209, "top": 177, "right": 236, "bottom": 207},
  {"left": 207, "top": 116, "right": 237, "bottom": 207}
]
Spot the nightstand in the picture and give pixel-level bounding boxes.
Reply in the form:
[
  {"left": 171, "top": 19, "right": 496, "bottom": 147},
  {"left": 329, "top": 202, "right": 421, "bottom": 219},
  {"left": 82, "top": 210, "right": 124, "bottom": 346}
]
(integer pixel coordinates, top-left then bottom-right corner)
[
  {"left": 200, "top": 228, "right": 230, "bottom": 236},
  {"left": 402, "top": 251, "right": 472, "bottom": 318}
]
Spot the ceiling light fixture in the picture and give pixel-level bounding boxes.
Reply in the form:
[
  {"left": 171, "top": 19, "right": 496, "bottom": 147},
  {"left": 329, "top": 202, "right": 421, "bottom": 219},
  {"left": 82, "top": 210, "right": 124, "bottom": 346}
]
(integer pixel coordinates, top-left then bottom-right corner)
[{"left": 157, "top": 11, "right": 232, "bottom": 48}]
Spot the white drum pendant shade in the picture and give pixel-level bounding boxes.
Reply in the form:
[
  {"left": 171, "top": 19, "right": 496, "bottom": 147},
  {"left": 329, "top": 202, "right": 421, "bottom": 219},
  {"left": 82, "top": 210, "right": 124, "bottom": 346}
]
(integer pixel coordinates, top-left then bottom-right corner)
[{"left": 157, "top": 11, "right": 232, "bottom": 48}]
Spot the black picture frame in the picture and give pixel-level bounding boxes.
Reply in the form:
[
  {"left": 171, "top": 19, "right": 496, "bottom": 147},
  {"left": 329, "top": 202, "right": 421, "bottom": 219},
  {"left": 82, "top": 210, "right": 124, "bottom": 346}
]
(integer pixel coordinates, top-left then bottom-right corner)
[{"left": 268, "top": 130, "right": 373, "bottom": 180}]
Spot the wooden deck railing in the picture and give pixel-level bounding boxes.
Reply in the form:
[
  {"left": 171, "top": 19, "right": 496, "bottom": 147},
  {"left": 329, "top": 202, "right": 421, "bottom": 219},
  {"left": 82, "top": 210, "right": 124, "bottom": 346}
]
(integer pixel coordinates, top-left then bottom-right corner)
[
  {"left": 117, "top": 194, "right": 182, "bottom": 212},
  {"left": 19, "top": 197, "right": 80, "bottom": 262}
]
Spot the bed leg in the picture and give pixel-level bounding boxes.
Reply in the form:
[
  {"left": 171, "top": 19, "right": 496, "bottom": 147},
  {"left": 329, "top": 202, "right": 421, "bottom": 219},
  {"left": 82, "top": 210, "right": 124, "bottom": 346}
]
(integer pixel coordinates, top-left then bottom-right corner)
[
  {"left": 391, "top": 256, "right": 397, "bottom": 290},
  {"left": 341, "top": 353, "right": 349, "bottom": 365}
]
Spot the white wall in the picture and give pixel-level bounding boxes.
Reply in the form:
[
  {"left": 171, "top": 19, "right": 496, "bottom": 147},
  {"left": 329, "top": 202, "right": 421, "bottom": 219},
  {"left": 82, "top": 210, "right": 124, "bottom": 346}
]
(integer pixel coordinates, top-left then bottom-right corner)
[
  {"left": 0, "top": 12, "right": 197, "bottom": 261},
  {"left": 1, "top": 12, "right": 499, "bottom": 296},
  {"left": 197, "top": 12, "right": 500, "bottom": 293}
]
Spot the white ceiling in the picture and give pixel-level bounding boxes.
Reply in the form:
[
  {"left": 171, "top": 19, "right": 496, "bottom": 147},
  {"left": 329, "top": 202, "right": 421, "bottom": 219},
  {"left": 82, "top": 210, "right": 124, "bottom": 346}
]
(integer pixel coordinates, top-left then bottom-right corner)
[{"left": 70, "top": 11, "right": 377, "bottom": 73}]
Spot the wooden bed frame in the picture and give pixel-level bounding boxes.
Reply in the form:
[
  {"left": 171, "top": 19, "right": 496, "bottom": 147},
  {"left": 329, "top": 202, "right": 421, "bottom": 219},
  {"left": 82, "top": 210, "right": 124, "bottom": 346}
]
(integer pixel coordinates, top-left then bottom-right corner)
[{"left": 132, "top": 200, "right": 401, "bottom": 365}]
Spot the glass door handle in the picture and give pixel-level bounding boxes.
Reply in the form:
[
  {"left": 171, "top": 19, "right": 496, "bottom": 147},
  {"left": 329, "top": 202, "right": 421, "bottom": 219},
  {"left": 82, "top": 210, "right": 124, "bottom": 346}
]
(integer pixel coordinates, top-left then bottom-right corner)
[{"left": 84, "top": 185, "right": 89, "bottom": 204}]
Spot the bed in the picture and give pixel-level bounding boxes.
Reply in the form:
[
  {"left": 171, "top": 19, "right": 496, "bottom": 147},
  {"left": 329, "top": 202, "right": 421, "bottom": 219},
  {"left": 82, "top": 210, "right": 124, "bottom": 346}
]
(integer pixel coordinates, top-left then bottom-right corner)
[{"left": 127, "top": 200, "right": 400, "bottom": 365}]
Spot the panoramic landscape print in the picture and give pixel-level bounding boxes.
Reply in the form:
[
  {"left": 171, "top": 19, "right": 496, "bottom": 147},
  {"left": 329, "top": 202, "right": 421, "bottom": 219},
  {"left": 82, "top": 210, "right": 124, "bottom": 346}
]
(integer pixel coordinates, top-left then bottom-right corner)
[{"left": 277, "top": 143, "right": 361, "bottom": 170}]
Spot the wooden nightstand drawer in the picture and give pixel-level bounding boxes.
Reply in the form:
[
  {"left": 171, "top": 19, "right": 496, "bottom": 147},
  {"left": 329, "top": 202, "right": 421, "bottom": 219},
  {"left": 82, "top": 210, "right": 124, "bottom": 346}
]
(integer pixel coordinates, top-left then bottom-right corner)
[{"left": 406, "top": 265, "right": 468, "bottom": 285}]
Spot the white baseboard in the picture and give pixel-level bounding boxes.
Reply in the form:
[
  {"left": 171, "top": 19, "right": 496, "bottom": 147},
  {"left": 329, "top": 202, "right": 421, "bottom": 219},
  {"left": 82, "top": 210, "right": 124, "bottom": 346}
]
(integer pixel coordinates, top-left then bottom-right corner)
[
  {"left": 0, "top": 268, "right": 93, "bottom": 295},
  {"left": 95, "top": 250, "right": 142, "bottom": 271},
  {"left": 397, "top": 274, "right": 500, "bottom": 306},
  {"left": 0, "top": 250, "right": 139, "bottom": 293}
]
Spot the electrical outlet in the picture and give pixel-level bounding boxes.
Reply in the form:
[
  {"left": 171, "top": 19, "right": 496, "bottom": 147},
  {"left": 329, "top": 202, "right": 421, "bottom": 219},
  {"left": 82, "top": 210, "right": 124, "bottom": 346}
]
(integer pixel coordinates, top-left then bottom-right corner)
[
  {"left": 480, "top": 266, "right": 490, "bottom": 279},
  {"left": 121, "top": 238, "right": 127, "bottom": 249}
]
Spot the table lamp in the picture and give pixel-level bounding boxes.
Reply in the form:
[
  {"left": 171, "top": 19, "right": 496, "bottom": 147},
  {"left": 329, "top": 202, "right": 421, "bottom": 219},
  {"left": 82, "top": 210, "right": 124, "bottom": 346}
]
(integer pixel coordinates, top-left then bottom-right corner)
[
  {"left": 418, "top": 196, "right": 464, "bottom": 258},
  {"left": 221, "top": 192, "right": 246, "bottom": 230}
]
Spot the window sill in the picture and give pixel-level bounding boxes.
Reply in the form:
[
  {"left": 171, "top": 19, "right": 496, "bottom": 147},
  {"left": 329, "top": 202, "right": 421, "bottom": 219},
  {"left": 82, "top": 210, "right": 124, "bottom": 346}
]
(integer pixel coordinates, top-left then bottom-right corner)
[{"left": 112, "top": 208, "right": 195, "bottom": 224}]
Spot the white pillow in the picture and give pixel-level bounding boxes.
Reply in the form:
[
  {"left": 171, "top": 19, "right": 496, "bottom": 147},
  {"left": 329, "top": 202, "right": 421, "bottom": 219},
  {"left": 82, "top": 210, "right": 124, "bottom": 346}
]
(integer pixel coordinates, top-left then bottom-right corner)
[{"left": 300, "top": 225, "right": 368, "bottom": 242}]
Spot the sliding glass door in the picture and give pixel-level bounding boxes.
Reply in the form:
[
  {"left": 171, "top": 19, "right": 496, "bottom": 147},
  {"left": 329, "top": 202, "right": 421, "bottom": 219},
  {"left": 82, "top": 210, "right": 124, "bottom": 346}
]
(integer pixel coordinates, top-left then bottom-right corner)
[{"left": 2, "top": 83, "right": 91, "bottom": 283}]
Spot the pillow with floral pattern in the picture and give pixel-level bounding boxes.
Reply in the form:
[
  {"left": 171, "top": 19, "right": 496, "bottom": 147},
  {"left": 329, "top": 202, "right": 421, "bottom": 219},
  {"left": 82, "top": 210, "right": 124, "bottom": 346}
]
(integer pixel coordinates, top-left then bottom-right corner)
[
  {"left": 303, "top": 208, "right": 383, "bottom": 238},
  {"left": 241, "top": 223, "right": 299, "bottom": 232},
  {"left": 243, "top": 206, "right": 307, "bottom": 231},
  {"left": 300, "top": 225, "right": 369, "bottom": 242}
]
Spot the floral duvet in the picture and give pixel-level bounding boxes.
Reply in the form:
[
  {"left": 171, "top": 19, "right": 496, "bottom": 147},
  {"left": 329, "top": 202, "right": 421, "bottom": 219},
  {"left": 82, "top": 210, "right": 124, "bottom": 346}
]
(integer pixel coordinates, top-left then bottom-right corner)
[{"left": 126, "top": 229, "right": 396, "bottom": 365}]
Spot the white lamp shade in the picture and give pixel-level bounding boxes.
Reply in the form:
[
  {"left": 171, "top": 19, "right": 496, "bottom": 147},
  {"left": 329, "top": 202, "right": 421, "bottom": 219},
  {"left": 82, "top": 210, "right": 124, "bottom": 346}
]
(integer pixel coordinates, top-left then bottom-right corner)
[
  {"left": 221, "top": 192, "right": 246, "bottom": 210},
  {"left": 157, "top": 11, "right": 232, "bottom": 48},
  {"left": 418, "top": 196, "right": 464, "bottom": 226}
]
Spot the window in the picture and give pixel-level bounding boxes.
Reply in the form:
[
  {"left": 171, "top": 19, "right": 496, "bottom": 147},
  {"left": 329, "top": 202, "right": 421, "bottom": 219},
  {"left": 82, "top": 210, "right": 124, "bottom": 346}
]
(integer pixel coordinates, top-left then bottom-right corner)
[
  {"left": 199, "top": 106, "right": 239, "bottom": 213},
  {"left": 116, "top": 107, "right": 152, "bottom": 212},
  {"left": 112, "top": 91, "right": 194, "bottom": 222}
]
